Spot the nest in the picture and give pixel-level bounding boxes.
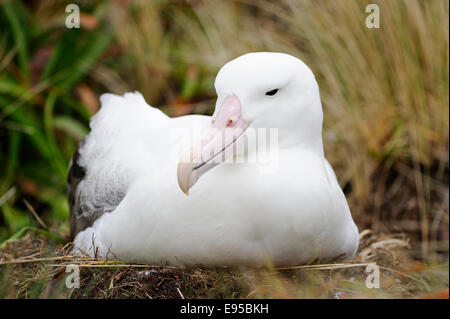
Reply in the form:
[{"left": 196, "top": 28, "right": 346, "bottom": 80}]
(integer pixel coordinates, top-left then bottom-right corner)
[{"left": 0, "top": 230, "right": 448, "bottom": 299}]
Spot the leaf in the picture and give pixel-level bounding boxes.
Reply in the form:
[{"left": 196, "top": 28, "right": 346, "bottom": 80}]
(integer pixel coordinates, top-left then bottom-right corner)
[
  {"left": 76, "top": 83, "right": 99, "bottom": 115},
  {"left": 80, "top": 13, "right": 99, "bottom": 30},
  {"left": 61, "top": 30, "right": 113, "bottom": 89},
  {"left": 53, "top": 116, "right": 88, "bottom": 141},
  {"left": 30, "top": 45, "right": 53, "bottom": 82},
  {"left": 2, "top": 131, "right": 20, "bottom": 191},
  {"left": 44, "top": 91, "right": 68, "bottom": 178},
  {"left": 180, "top": 66, "right": 199, "bottom": 99},
  {"left": 0, "top": 226, "right": 66, "bottom": 249},
  {"left": 1, "top": 204, "right": 32, "bottom": 233},
  {"left": 2, "top": 0, "right": 30, "bottom": 78},
  {"left": 40, "top": 29, "right": 80, "bottom": 81}
]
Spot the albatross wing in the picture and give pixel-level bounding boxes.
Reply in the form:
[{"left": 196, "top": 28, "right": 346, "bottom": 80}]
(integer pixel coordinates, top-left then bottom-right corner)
[{"left": 68, "top": 92, "right": 168, "bottom": 239}]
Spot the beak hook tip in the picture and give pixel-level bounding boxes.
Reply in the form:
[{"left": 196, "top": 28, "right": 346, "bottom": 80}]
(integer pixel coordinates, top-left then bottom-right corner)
[{"left": 177, "top": 161, "right": 195, "bottom": 195}]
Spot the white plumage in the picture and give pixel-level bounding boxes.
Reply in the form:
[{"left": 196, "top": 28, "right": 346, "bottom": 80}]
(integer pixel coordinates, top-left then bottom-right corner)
[{"left": 70, "top": 52, "right": 359, "bottom": 266}]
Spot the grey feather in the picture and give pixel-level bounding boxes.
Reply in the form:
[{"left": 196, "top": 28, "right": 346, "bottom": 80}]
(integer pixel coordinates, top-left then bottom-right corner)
[{"left": 67, "top": 138, "right": 125, "bottom": 240}]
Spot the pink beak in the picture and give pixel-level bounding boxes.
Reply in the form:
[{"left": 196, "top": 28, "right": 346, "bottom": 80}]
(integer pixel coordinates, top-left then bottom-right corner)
[{"left": 177, "top": 95, "right": 250, "bottom": 194}]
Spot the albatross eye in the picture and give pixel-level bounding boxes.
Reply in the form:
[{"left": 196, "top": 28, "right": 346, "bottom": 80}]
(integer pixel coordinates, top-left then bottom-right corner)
[{"left": 265, "top": 89, "right": 279, "bottom": 96}]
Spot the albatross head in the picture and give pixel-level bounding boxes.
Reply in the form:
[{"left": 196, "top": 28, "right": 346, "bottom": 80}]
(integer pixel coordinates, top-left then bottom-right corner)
[{"left": 177, "top": 52, "right": 324, "bottom": 194}]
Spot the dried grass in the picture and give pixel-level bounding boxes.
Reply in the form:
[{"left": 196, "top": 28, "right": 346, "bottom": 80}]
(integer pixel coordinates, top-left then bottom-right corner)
[{"left": 0, "top": 231, "right": 447, "bottom": 299}]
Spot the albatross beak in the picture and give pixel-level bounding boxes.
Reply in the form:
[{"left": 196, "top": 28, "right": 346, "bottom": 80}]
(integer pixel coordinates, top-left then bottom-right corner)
[{"left": 177, "top": 95, "right": 250, "bottom": 194}]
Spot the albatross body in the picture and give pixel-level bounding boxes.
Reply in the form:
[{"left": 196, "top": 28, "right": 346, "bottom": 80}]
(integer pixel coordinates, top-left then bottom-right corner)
[{"left": 69, "top": 52, "right": 359, "bottom": 266}]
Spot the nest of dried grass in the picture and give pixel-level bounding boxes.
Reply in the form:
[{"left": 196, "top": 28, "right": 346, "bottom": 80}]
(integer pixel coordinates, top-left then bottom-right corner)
[{"left": 0, "top": 231, "right": 448, "bottom": 299}]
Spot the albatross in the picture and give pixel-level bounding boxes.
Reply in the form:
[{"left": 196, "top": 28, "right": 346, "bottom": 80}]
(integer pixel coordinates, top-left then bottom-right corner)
[{"left": 68, "top": 52, "right": 359, "bottom": 266}]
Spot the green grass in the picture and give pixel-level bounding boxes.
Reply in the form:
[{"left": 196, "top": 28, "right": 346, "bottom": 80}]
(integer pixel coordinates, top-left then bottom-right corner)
[{"left": 0, "top": 1, "right": 112, "bottom": 244}]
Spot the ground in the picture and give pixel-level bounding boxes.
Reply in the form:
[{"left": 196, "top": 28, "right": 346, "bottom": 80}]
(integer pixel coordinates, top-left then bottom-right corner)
[{"left": 0, "top": 231, "right": 448, "bottom": 299}]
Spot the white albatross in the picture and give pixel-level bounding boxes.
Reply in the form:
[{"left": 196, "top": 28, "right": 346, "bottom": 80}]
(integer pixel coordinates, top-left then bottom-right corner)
[{"left": 68, "top": 52, "right": 359, "bottom": 266}]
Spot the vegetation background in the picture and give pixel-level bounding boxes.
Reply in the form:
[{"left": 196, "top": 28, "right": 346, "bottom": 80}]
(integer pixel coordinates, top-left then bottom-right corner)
[{"left": 0, "top": 0, "right": 448, "bottom": 298}]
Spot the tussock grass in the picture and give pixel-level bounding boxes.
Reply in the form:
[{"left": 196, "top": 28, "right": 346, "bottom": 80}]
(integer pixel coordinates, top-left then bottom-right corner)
[{"left": 167, "top": 0, "right": 449, "bottom": 258}]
